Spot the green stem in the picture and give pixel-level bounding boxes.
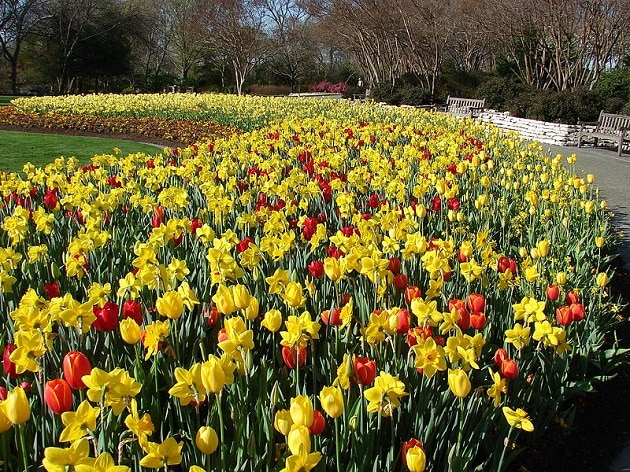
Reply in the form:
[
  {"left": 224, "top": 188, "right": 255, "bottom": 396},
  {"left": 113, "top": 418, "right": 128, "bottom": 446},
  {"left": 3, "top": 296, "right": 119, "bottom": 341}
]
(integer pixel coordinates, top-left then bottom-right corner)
[
  {"left": 18, "top": 424, "right": 29, "bottom": 471},
  {"left": 217, "top": 391, "right": 226, "bottom": 468},
  {"left": 334, "top": 417, "right": 341, "bottom": 472},
  {"left": 457, "top": 397, "right": 464, "bottom": 458},
  {"left": 497, "top": 427, "right": 513, "bottom": 471}
]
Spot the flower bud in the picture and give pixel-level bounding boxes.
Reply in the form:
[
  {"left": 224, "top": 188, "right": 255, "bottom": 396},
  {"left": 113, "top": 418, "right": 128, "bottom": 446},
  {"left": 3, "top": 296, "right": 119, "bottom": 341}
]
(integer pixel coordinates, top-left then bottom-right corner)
[
  {"left": 120, "top": 318, "right": 142, "bottom": 345},
  {"left": 156, "top": 291, "right": 184, "bottom": 319},
  {"left": 44, "top": 379, "right": 73, "bottom": 415},
  {"left": 261, "top": 310, "right": 282, "bottom": 332},
  {"left": 1, "top": 386, "right": 30, "bottom": 424},
  {"left": 447, "top": 368, "right": 471, "bottom": 398},
  {"left": 353, "top": 357, "right": 377, "bottom": 386},
  {"left": 196, "top": 426, "right": 219, "bottom": 454},
  {"left": 62, "top": 351, "right": 91, "bottom": 390},
  {"left": 319, "top": 386, "right": 343, "bottom": 418},
  {"left": 309, "top": 410, "right": 326, "bottom": 435},
  {"left": 274, "top": 409, "right": 293, "bottom": 436}
]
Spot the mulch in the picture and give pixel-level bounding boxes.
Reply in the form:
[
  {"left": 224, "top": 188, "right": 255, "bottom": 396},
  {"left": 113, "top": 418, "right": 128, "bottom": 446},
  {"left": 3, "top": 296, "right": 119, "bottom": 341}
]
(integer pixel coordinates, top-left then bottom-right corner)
[{"left": 0, "top": 106, "right": 240, "bottom": 148}]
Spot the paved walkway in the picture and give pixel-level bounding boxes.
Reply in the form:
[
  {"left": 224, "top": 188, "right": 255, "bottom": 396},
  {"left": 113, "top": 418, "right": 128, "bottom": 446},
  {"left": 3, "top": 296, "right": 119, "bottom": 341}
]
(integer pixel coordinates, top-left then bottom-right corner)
[{"left": 543, "top": 143, "right": 630, "bottom": 471}]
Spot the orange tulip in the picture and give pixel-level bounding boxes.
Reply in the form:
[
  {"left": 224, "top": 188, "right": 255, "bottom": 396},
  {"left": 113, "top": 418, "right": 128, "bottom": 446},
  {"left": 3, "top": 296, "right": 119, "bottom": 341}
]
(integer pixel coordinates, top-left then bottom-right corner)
[{"left": 44, "top": 379, "right": 73, "bottom": 415}]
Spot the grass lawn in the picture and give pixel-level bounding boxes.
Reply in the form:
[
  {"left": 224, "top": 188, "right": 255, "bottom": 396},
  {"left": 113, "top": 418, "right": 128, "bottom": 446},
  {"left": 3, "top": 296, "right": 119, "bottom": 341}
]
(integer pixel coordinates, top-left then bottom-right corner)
[
  {"left": 0, "top": 130, "right": 164, "bottom": 173},
  {"left": 0, "top": 96, "right": 17, "bottom": 106}
]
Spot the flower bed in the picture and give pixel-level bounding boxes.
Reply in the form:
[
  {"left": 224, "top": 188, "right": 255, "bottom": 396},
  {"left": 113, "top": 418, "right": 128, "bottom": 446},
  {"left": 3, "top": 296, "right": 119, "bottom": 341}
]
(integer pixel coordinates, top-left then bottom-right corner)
[{"left": 0, "top": 94, "right": 625, "bottom": 471}]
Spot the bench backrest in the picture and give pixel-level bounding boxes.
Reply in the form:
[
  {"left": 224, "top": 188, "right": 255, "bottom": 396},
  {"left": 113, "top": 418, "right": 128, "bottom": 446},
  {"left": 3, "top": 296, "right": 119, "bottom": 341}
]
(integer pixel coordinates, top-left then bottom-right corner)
[
  {"left": 598, "top": 111, "right": 630, "bottom": 134},
  {"left": 446, "top": 96, "right": 486, "bottom": 114}
]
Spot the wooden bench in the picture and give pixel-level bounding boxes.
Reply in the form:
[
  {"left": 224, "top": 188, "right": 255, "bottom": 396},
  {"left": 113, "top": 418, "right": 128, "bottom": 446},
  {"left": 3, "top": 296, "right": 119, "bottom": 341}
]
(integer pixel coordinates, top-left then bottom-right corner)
[
  {"left": 578, "top": 111, "right": 630, "bottom": 156},
  {"left": 443, "top": 96, "right": 485, "bottom": 118}
]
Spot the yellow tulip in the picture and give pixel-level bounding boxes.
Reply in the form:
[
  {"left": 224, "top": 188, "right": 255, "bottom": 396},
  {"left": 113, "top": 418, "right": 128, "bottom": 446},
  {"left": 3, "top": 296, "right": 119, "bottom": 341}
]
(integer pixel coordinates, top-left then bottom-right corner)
[
  {"left": 120, "top": 318, "right": 141, "bottom": 345},
  {"left": 231, "top": 284, "right": 251, "bottom": 310},
  {"left": 289, "top": 395, "right": 313, "bottom": 427},
  {"left": 596, "top": 272, "right": 609, "bottom": 288},
  {"left": 282, "top": 281, "right": 305, "bottom": 308},
  {"left": 212, "top": 285, "right": 236, "bottom": 315},
  {"left": 287, "top": 424, "right": 311, "bottom": 455},
  {"left": 447, "top": 369, "right": 471, "bottom": 398},
  {"left": 2, "top": 386, "right": 30, "bottom": 425},
  {"left": 244, "top": 296, "right": 259, "bottom": 321},
  {"left": 406, "top": 446, "right": 427, "bottom": 472},
  {"left": 156, "top": 291, "right": 184, "bottom": 319},
  {"left": 195, "top": 426, "right": 219, "bottom": 454},
  {"left": 261, "top": 309, "right": 283, "bottom": 332},
  {"left": 274, "top": 409, "right": 293, "bottom": 436},
  {"left": 201, "top": 356, "right": 226, "bottom": 394},
  {"left": 319, "top": 386, "right": 343, "bottom": 418},
  {"left": 556, "top": 272, "right": 567, "bottom": 285}
]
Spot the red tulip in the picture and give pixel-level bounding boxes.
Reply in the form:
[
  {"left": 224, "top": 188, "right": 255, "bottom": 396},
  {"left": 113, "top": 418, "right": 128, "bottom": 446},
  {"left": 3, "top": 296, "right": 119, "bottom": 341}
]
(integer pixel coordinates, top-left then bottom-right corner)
[
  {"left": 497, "top": 256, "right": 517, "bottom": 274},
  {"left": 353, "top": 356, "right": 377, "bottom": 385},
  {"left": 44, "top": 379, "right": 73, "bottom": 414},
  {"left": 281, "top": 345, "right": 307, "bottom": 369},
  {"left": 466, "top": 293, "right": 486, "bottom": 313},
  {"left": 546, "top": 284, "right": 560, "bottom": 301},
  {"left": 393, "top": 273, "right": 408, "bottom": 292},
  {"left": 309, "top": 409, "right": 326, "bottom": 435},
  {"left": 62, "top": 351, "right": 91, "bottom": 390},
  {"left": 151, "top": 206, "right": 165, "bottom": 228},
  {"left": 566, "top": 290, "right": 580, "bottom": 305},
  {"left": 404, "top": 286, "right": 422, "bottom": 306},
  {"left": 307, "top": 260, "right": 325, "bottom": 279},
  {"left": 321, "top": 308, "right": 342, "bottom": 326},
  {"left": 122, "top": 300, "right": 143, "bottom": 325},
  {"left": 218, "top": 328, "right": 228, "bottom": 343},
  {"left": 92, "top": 301, "right": 120, "bottom": 332},
  {"left": 470, "top": 312, "right": 487, "bottom": 330},
  {"left": 449, "top": 299, "right": 470, "bottom": 330},
  {"left": 395, "top": 309, "right": 411, "bottom": 334},
  {"left": 2, "top": 344, "right": 20, "bottom": 378},
  {"left": 570, "top": 303, "right": 585, "bottom": 322},
  {"left": 0, "top": 386, "right": 7, "bottom": 400},
  {"left": 493, "top": 348, "right": 508, "bottom": 367},
  {"left": 406, "top": 326, "right": 433, "bottom": 347},
  {"left": 556, "top": 305, "right": 573, "bottom": 326},
  {"left": 43, "top": 188, "right": 58, "bottom": 210},
  {"left": 44, "top": 282, "right": 60, "bottom": 299},
  {"left": 388, "top": 257, "right": 402, "bottom": 274},
  {"left": 500, "top": 358, "right": 518, "bottom": 380}
]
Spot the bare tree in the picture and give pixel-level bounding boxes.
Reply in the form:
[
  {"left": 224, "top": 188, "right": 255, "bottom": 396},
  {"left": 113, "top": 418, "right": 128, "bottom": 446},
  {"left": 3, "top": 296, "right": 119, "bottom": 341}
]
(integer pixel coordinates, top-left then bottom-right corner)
[
  {"left": 261, "top": 0, "right": 317, "bottom": 91},
  {"left": 204, "top": 0, "right": 268, "bottom": 95},
  {"left": 0, "top": 0, "right": 41, "bottom": 94},
  {"left": 490, "top": 0, "right": 630, "bottom": 90}
]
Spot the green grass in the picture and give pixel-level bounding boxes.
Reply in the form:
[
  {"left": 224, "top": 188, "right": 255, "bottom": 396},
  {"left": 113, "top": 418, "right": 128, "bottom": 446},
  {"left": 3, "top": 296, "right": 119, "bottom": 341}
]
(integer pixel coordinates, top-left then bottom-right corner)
[
  {"left": 0, "top": 96, "right": 17, "bottom": 106},
  {"left": 0, "top": 130, "right": 164, "bottom": 173}
]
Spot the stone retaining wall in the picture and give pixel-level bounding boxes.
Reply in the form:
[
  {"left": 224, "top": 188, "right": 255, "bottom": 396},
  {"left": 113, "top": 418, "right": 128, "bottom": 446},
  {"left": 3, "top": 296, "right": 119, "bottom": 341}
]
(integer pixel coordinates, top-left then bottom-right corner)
[{"left": 476, "top": 110, "right": 581, "bottom": 146}]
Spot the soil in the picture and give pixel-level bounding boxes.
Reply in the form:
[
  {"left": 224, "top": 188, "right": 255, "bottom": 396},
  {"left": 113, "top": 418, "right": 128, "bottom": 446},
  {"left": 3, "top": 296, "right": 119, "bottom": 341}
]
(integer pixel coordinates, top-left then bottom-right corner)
[{"left": 2, "top": 119, "right": 630, "bottom": 472}]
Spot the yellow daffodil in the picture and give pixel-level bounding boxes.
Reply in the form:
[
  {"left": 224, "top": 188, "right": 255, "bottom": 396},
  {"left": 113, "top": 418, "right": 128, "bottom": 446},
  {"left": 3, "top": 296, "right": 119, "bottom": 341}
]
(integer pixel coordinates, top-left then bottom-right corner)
[
  {"left": 139, "top": 437, "right": 183, "bottom": 468},
  {"left": 42, "top": 438, "right": 92, "bottom": 472},
  {"left": 59, "top": 400, "right": 100, "bottom": 442},
  {"left": 502, "top": 406, "right": 534, "bottom": 432}
]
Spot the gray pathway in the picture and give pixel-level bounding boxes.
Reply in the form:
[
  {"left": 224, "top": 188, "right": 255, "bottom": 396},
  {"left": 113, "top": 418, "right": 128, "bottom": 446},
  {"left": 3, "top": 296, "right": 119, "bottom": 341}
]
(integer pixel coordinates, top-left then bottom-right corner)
[{"left": 543, "top": 143, "right": 630, "bottom": 471}]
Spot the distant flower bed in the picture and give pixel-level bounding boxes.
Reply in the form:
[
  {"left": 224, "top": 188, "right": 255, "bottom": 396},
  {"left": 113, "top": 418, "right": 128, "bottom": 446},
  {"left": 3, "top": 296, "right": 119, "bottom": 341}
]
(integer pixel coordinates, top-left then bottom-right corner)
[{"left": 0, "top": 94, "right": 624, "bottom": 471}]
